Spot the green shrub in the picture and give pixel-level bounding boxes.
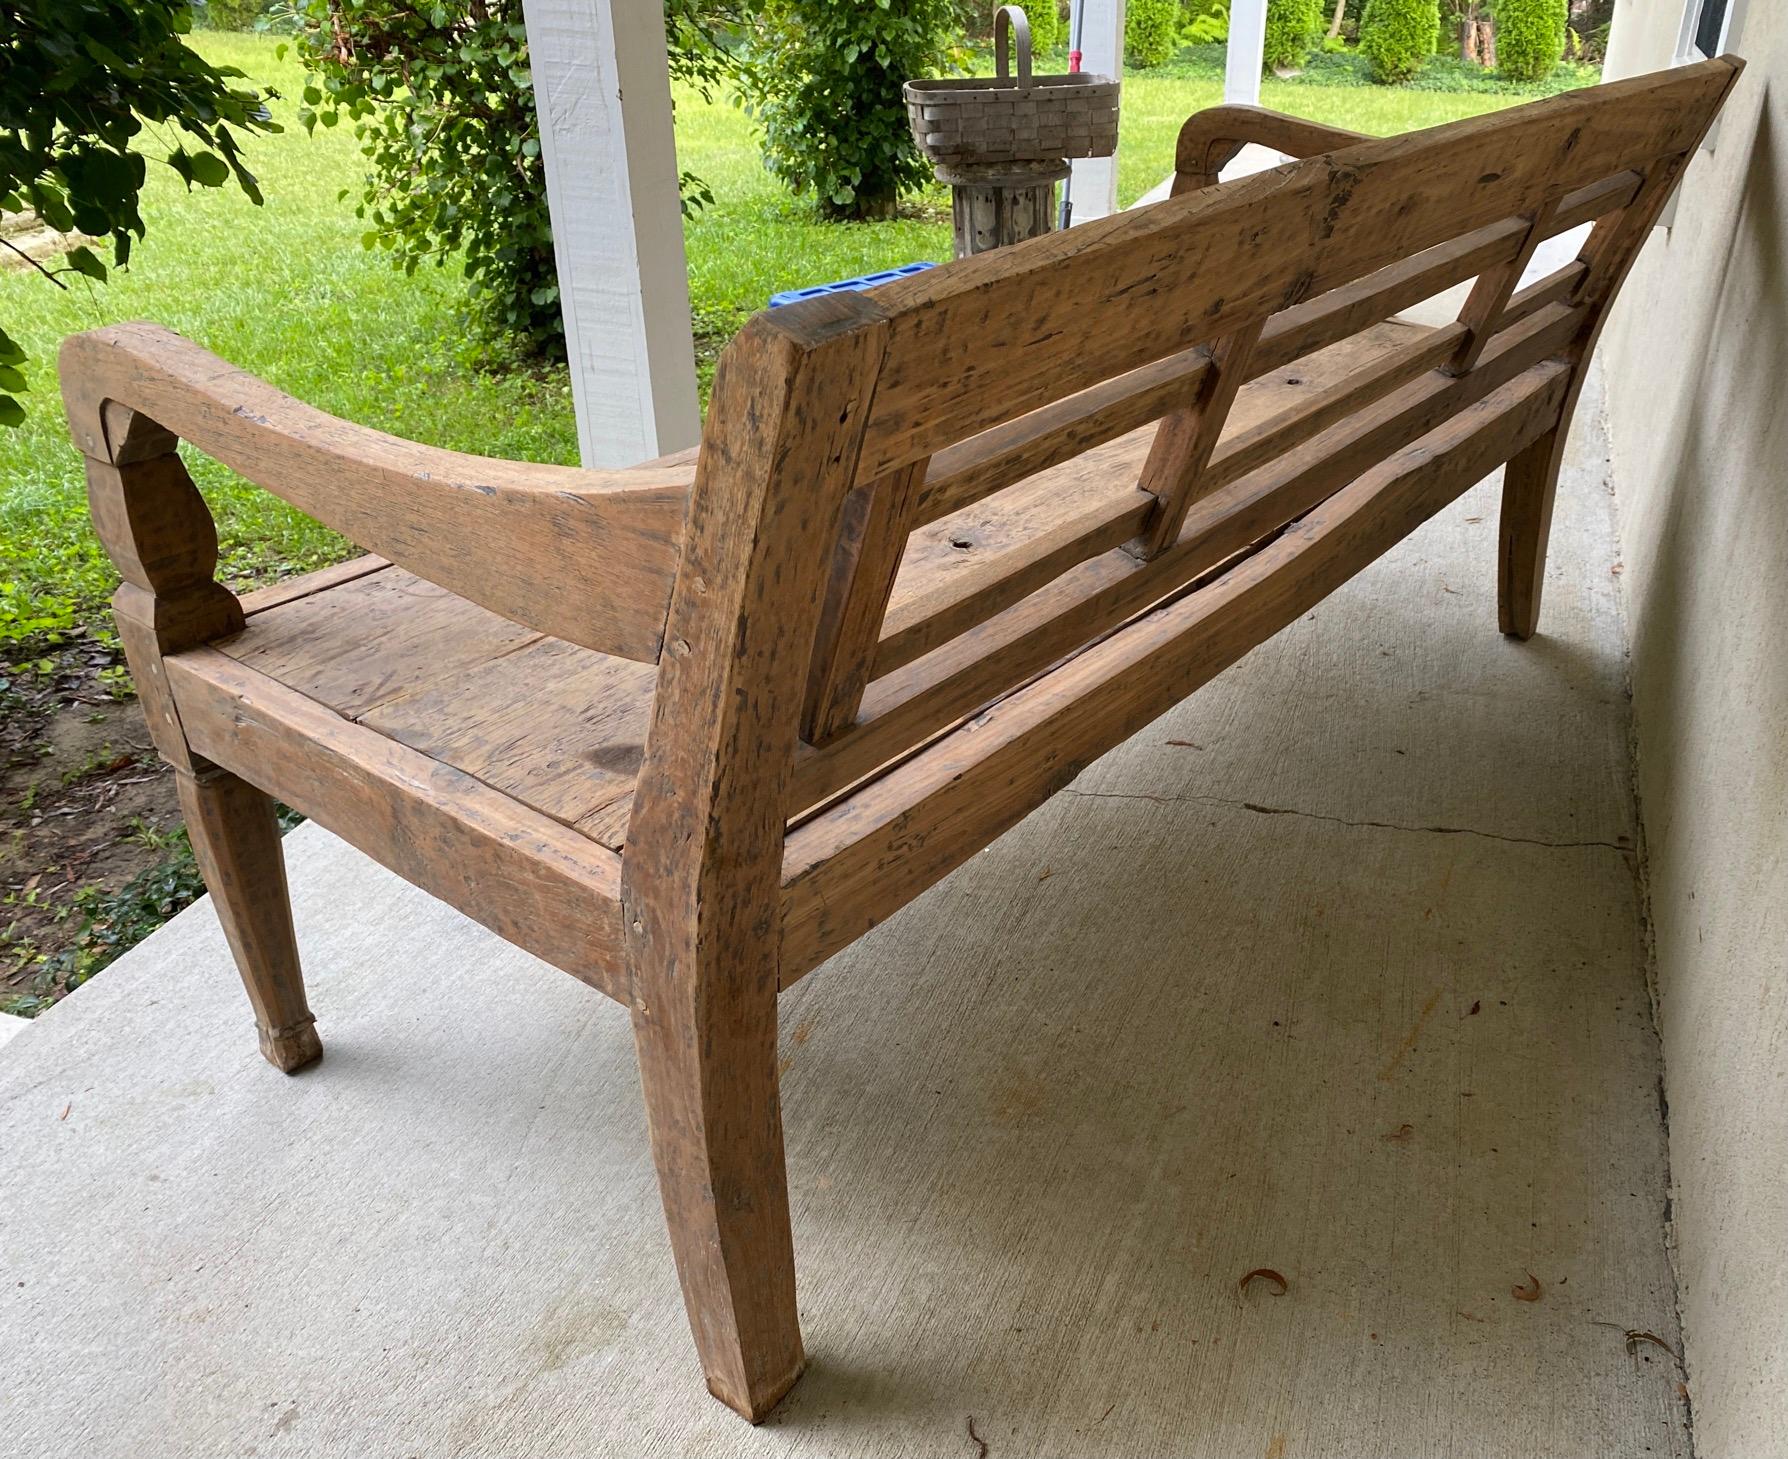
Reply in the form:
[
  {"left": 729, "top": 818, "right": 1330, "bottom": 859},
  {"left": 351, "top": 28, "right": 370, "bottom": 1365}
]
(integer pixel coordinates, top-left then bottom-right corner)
[
  {"left": 1263, "top": 0, "right": 1323, "bottom": 70},
  {"left": 1495, "top": 0, "right": 1566, "bottom": 82},
  {"left": 1125, "top": 0, "right": 1178, "bottom": 67},
  {"left": 284, "top": 2, "right": 561, "bottom": 356},
  {"left": 1185, "top": 0, "right": 1230, "bottom": 44},
  {"left": 1019, "top": 2, "right": 1060, "bottom": 56},
  {"left": 0, "top": 0, "right": 275, "bottom": 426},
  {"left": 744, "top": 0, "right": 953, "bottom": 220},
  {"left": 1359, "top": 0, "right": 1438, "bottom": 83},
  {"left": 198, "top": 0, "right": 266, "bottom": 29},
  {"left": 283, "top": 1, "right": 737, "bottom": 355}
]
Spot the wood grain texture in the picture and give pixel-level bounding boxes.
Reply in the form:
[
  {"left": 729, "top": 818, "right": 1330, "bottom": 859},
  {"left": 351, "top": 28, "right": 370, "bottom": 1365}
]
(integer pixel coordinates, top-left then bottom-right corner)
[
  {"left": 1170, "top": 104, "right": 1368, "bottom": 194},
  {"left": 790, "top": 303, "right": 1586, "bottom": 810},
  {"left": 60, "top": 323, "right": 690, "bottom": 662},
  {"left": 782, "top": 364, "right": 1571, "bottom": 977},
  {"left": 621, "top": 295, "right": 889, "bottom": 1421},
  {"left": 237, "top": 556, "right": 391, "bottom": 617},
  {"left": 55, "top": 58, "right": 1741, "bottom": 1427},
  {"left": 1131, "top": 319, "right": 1266, "bottom": 560},
  {"left": 802, "top": 461, "right": 929, "bottom": 743},
  {"left": 855, "top": 60, "right": 1735, "bottom": 478},
  {"left": 2, "top": 373, "right": 1690, "bottom": 1457},
  {"left": 177, "top": 766, "right": 320, "bottom": 1073},
  {"left": 164, "top": 649, "right": 630, "bottom": 1003},
  {"left": 907, "top": 167, "right": 1633, "bottom": 528},
  {"left": 84, "top": 438, "right": 244, "bottom": 772},
  {"left": 1501, "top": 84, "right": 1738, "bottom": 639},
  {"left": 1446, "top": 197, "right": 1563, "bottom": 377},
  {"left": 882, "top": 322, "right": 1430, "bottom": 678}
]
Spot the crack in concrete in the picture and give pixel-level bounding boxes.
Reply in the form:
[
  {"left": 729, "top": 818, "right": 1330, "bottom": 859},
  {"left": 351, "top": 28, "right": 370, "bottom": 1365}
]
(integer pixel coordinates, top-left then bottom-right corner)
[{"left": 1058, "top": 786, "right": 1631, "bottom": 853}]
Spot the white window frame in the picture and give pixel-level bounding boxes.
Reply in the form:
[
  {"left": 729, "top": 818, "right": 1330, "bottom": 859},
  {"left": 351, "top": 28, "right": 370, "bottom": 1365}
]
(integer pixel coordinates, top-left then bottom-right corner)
[
  {"left": 1674, "top": 0, "right": 1748, "bottom": 63},
  {"left": 1654, "top": 0, "right": 1748, "bottom": 227}
]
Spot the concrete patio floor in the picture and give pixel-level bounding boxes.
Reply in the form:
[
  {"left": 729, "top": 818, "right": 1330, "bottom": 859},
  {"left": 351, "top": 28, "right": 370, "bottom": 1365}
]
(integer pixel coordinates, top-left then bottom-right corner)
[{"left": 0, "top": 360, "right": 1695, "bottom": 1457}]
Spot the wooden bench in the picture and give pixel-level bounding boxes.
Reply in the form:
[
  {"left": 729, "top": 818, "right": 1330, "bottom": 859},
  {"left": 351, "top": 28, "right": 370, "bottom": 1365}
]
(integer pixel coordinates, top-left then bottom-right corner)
[{"left": 59, "top": 58, "right": 1740, "bottom": 1422}]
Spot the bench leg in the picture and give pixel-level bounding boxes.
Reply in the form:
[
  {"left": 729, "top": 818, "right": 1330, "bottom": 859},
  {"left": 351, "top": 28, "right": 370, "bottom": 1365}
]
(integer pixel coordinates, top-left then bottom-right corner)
[
  {"left": 176, "top": 766, "right": 320, "bottom": 1074},
  {"left": 1497, "top": 425, "right": 1565, "bottom": 641},
  {"left": 633, "top": 990, "right": 804, "bottom": 1422}
]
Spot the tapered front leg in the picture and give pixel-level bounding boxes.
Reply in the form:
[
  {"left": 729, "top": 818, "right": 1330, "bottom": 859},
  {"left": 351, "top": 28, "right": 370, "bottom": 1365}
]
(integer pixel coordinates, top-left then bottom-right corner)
[
  {"left": 633, "top": 967, "right": 802, "bottom": 1421},
  {"left": 177, "top": 766, "right": 319, "bottom": 1073},
  {"left": 1497, "top": 426, "right": 1565, "bottom": 641}
]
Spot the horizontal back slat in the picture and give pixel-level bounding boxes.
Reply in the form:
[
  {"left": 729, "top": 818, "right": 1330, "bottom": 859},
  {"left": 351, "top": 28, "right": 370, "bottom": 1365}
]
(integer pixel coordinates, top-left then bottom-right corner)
[
  {"left": 767, "top": 59, "right": 1736, "bottom": 785},
  {"left": 908, "top": 168, "right": 1638, "bottom": 524},
  {"left": 877, "top": 254, "right": 1590, "bottom": 680},
  {"left": 857, "top": 61, "right": 1733, "bottom": 480},
  {"left": 787, "top": 300, "right": 1587, "bottom": 811}
]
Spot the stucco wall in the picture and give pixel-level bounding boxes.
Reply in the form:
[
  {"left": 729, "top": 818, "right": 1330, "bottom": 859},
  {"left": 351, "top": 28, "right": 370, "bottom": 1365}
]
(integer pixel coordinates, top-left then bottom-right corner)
[{"left": 1601, "top": 4, "right": 1788, "bottom": 1454}]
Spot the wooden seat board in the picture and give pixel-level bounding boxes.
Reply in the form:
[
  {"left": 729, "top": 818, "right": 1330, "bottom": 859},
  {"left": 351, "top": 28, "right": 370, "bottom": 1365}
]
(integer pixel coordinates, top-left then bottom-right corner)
[
  {"left": 359, "top": 636, "right": 654, "bottom": 835},
  {"left": 162, "top": 648, "right": 630, "bottom": 1000},
  {"left": 218, "top": 568, "right": 541, "bottom": 719},
  {"left": 215, "top": 567, "right": 652, "bottom": 838}
]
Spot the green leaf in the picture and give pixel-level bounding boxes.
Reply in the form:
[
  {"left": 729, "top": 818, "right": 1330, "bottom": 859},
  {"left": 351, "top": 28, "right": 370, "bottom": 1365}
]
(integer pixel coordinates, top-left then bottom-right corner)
[
  {"left": 188, "top": 152, "right": 229, "bottom": 188},
  {"left": 0, "top": 366, "right": 28, "bottom": 394},
  {"left": 65, "top": 246, "right": 108, "bottom": 282},
  {"left": 0, "top": 397, "right": 25, "bottom": 429}
]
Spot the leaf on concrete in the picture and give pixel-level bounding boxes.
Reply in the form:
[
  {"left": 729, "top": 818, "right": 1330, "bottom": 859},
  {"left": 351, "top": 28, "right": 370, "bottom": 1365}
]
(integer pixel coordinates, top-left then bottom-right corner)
[{"left": 1239, "top": 1268, "right": 1289, "bottom": 1299}]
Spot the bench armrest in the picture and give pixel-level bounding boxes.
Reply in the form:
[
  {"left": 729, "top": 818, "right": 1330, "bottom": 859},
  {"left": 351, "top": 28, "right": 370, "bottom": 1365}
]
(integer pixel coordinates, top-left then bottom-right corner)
[
  {"left": 61, "top": 322, "right": 690, "bottom": 663},
  {"left": 1171, "top": 105, "right": 1371, "bottom": 196}
]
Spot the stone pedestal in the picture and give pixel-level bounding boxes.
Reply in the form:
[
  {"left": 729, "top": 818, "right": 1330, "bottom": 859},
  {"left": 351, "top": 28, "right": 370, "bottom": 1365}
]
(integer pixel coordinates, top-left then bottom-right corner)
[{"left": 937, "top": 159, "right": 1071, "bottom": 258}]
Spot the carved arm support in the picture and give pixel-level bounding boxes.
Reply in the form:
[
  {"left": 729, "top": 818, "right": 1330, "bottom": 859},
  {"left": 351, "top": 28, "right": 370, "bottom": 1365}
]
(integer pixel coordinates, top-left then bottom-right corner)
[
  {"left": 1171, "top": 105, "right": 1372, "bottom": 196},
  {"left": 60, "top": 322, "right": 693, "bottom": 663}
]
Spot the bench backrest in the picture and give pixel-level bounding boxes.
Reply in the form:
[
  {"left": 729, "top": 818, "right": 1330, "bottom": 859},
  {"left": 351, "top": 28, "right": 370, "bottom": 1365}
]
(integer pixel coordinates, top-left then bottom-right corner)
[{"left": 637, "top": 57, "right": 1739, "bottom": 843}]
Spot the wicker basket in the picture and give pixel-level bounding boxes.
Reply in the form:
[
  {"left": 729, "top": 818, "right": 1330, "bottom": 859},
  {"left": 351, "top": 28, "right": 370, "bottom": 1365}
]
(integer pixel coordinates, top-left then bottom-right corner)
[{"left": 905, "top": 6, "right": 1120, "bottom": 169}]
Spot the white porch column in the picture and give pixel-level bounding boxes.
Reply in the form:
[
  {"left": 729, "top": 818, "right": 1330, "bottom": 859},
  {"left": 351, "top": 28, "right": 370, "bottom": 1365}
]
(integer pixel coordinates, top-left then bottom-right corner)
[
  {"left": 1068, "top": 0, "right": 1125, "bottom": 220},
  {"left": 521, "top": 0, "right": 701, "bottom": 467},
  {"left": 1225, "top": 0, "right": 1267, "bottom": 105}
]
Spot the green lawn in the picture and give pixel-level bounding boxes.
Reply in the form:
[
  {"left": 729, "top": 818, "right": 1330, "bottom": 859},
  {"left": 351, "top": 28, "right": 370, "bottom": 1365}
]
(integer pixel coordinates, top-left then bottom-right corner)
[{"left": 0, "top": 33, "right": 1590, "bottom": 649}]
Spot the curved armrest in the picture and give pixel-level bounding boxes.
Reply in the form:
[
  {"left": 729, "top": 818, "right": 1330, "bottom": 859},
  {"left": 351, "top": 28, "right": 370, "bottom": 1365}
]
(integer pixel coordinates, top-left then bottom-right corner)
[
  {"left": 60, "top": 322, "right": 690, "bottom": 663},
  {"left": 1171, "top": 105, "right": 1371, "bottom": 196}
]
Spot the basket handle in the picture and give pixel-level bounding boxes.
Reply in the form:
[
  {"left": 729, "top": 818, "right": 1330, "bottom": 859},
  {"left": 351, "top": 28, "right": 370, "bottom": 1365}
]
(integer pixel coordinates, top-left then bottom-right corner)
[{"left": 994, "top": 6, "right": 1034, "bottom": 90}]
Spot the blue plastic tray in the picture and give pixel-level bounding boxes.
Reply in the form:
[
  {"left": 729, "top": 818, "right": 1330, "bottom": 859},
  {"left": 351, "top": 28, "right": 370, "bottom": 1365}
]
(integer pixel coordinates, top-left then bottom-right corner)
[{"left": 768, "top": 261, "right": 936, "bottom": 309}]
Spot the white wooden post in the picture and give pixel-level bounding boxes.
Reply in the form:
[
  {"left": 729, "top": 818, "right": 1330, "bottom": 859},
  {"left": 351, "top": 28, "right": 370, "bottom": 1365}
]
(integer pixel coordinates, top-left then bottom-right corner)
[
  {"left": 1068, "top": 0, "right": 1125, "bottom": 221},
  {"left": 521, "top": 0, "right": 701, "bottom": 467},
  {"left": 1225, "top": 0, "right": 1267, "bottom": 105}
]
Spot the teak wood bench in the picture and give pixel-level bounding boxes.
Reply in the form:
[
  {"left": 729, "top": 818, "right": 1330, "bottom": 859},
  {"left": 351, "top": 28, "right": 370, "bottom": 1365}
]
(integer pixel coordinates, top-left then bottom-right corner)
[{"left": 60, "top": 59, "right": 1739, "bottom": 1422}]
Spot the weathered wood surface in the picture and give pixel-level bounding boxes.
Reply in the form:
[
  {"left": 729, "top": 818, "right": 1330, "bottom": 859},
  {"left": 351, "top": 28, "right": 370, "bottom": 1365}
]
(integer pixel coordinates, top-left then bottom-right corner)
[
  {"left": 855, "top": 62, "right": 1734, "bottom": 479},
  {"left": 3, "top": 379, "right": 1692, "bottom": 1458},
  {"left": 621, "top": 297, "right": 889, "bottom": 1420},
  {"left": 1170, "top": 104, "right": 1368, "bottom": 194},
  {"left": 946, "top": 164, "right": 1066, "bottom": 258},
  {"left": 177, "top": 766, "right": 320, "bottom": 1072},
  {"left": 165, "top": 649, "right": 630, "bottom": 1003},
  {"left": 781, "top": 363, "right": 1572, "bottom": 976},
  {"left": 61, "top": 323, "right": 691, "bottom": 662},
  {"left": 59, "top": 57, "right": 1742, "bottom": 1428},
  {"left": 908, "top": 166, "right": 1633, "bottom": 528}
]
